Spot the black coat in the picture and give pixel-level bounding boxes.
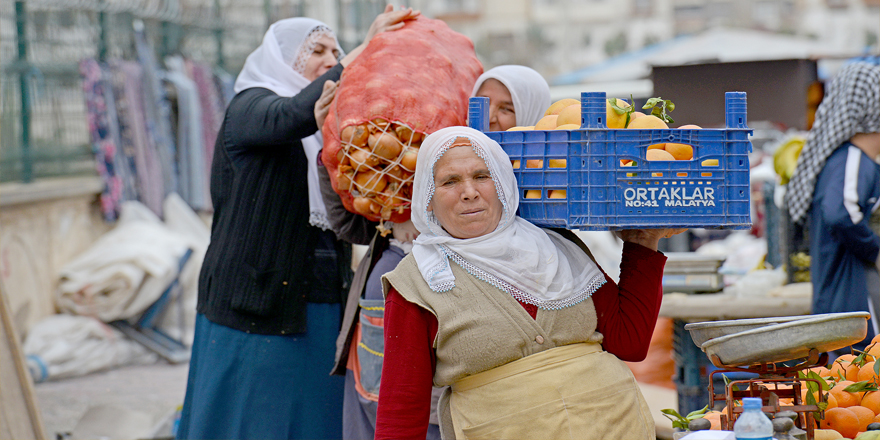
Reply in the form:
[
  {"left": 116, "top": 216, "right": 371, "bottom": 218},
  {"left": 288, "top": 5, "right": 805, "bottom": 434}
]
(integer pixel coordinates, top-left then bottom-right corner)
[{"left": 197, "top": 64, "right": 349, "bottom": 335}]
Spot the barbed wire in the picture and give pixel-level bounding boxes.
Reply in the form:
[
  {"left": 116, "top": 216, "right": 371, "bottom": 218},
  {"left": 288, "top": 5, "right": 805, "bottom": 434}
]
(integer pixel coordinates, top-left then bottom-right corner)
[{"left": 23, "top": 0, "right": 265, "bottom": 31}]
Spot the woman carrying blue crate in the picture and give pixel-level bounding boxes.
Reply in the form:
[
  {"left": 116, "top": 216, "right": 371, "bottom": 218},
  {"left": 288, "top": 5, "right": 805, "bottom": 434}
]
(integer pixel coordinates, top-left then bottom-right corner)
[
  {"left": 373, "top": 126, "right": 685, "bottom": 439},
  {"left": 320, "top": 65, "right": 552, "bottom": 440},
  {"left": 786, "top": 61, "right": 880, "bottom": 355}
]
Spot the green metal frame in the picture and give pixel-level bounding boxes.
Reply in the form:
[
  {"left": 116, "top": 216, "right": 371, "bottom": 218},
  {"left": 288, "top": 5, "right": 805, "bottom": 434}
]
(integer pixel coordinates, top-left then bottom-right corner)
[
  {"left": 0, "top": 0, "right": 382, "bottom": 184},
  {"left": 0, "top": 1, "right": 243, "bottom": 184},
  {"left": 15, "top": 1, "right": 32, "bottom": 183}
]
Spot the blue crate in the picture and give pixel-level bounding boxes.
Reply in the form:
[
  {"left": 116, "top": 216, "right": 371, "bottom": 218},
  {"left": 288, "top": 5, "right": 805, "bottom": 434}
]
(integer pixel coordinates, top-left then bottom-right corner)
[
  {"left": 672, "top": 319, "right": 712, "bottom": 415},
  {"left": 468, "top": 92, "right": 753, "bottom": 230}
]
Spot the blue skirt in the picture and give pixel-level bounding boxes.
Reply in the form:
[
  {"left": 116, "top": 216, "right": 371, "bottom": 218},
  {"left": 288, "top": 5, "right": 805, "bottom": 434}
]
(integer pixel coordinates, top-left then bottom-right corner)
[{"left": 177, "top": 304, "right": 344, "bottom": 440}]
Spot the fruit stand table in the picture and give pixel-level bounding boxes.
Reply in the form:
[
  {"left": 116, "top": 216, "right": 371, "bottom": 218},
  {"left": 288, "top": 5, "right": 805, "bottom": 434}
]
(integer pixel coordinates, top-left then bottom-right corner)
[{"left": 659, "top": 288, "right": 812, "bottom": 415}]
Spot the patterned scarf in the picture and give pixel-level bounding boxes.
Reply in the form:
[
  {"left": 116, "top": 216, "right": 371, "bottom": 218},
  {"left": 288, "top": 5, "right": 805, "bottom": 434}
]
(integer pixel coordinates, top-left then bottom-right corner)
[
  {"left": 233, "top": 18, "right": 345, "bottom": 230},
  {"left": 786, "top": 62, "right": 880, "bottom": 224}
]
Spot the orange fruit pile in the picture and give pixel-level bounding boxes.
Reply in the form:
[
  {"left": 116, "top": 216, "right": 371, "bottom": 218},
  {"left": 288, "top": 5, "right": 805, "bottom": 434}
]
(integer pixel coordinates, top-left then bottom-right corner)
[{"left": 802, "top": 335, "right": 880, "bottom": 439}]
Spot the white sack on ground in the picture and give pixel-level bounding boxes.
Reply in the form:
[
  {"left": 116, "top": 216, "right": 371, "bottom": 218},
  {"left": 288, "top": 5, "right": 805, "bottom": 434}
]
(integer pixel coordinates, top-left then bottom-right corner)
[
  {"left": 156, "top": 193, "right": 210, "bottom": 346},
  {"left": 23, "top": 314, "right": 158, "bottom": 382},
  {"left": 56, "top": 200, "right": 190, "bottom": 322}
]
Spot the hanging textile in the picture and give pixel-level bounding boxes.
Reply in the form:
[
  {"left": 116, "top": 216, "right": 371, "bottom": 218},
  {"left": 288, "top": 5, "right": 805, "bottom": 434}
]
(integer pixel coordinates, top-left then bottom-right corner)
[
  {"left": 102, "top": 64, "right": 141, "bottom": 206},
  {"left": 165, "top": 56, "right": 208, "bottom": 211},
  {"left": 80, "top": 58, "right": 124, "bottom": 221},
  {"left": 213, "top": 67, "right": 236, "bottom": 106},
  {"left": 134, "top": 25, "right": 179, "bottom": 202},
  {"left": 186, "top": 59, "right": 226, "bottom": 210},
  {"left": 110, "top": 61, "right": 165, "bottom": 215}
]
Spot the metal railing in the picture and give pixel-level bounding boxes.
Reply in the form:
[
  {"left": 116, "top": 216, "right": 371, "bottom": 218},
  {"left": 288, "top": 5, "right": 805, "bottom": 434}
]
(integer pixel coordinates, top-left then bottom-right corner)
[{"left": 0, "top": 0, "right": 378, "bottom": 184}]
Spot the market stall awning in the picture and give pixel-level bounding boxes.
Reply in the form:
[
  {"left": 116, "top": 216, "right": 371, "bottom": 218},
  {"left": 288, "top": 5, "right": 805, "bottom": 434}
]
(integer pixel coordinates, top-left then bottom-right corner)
[{"left": 551, "top": 27, "right": 851, "bottom": 98}]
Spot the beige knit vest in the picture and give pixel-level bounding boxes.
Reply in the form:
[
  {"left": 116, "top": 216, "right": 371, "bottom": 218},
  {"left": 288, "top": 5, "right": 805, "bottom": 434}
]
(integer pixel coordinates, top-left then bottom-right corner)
[{"left": 382, "top": 254, "right": 602, "bottom": 387}]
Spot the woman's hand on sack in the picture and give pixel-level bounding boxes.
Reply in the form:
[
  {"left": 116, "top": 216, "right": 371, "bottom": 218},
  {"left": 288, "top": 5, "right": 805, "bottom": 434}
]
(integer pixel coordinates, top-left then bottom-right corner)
[
  {"left": 315, "top": 80, "right": 337, "bottom": 130},
  {"left": 365, "top": 5, "right": 420, "bottom": 41},
  {"left": 340, "top": 5, "right": 419, "bottom": 67},
  {"left": 614, "top": 229, "right": 688, "bottom": 252}
]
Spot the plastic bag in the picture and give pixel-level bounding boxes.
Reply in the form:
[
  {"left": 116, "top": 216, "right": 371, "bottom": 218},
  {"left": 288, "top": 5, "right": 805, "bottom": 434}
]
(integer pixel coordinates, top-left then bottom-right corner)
[
  {"left": 321, "top": 17, "right": 483, "bottom": 224},
  {"left": 23, "top": 314, "right": 158, "bottom": 382}
]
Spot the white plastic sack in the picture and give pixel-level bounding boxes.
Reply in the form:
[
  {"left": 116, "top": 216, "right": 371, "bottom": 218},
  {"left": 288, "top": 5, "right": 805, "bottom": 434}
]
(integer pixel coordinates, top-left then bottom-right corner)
[
  {"left": 725, "top": 267, "right": 787, "bottom": 297},
  {"left": 696, "top": 231, "right": 767, "bottom": 275},
  {"left": 156, "top": 193, "right": 210, "bottom": 346},
  {"left": 23, "top": 314, "right": 158, "bottom": 382},
  {"left": 56, "top": 199, "right": 191, "bottom": 323}
]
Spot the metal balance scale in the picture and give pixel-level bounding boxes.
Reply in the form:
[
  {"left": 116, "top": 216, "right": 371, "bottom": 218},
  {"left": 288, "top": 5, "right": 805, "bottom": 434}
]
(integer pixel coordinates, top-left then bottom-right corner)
[
  {"left": 662, "top": 252, "right": 726, "bottom": 294},
  {"left": 684, "top": 312, "right": 871, "bottom": 440}
]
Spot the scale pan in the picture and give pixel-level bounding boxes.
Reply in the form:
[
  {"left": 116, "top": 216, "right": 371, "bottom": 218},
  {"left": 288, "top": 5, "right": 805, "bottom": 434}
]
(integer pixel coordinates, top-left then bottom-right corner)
[{"left": 699, "top": 312, "right": 870, "bottom": 367}]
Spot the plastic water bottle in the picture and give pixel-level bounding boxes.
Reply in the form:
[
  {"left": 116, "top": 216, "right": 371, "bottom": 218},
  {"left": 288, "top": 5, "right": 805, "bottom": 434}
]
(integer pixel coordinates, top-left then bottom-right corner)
[{"left": 733, "top": 397, "right": 773, "bottom": 440}]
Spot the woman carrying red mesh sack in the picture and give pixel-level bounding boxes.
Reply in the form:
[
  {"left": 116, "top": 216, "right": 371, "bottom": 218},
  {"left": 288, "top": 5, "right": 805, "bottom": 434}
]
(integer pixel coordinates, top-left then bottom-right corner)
[
  {"left": 320, "top": 16, "right": 483, "bottom": 227},
  {"left": 314, "top": 13, "right": 482, "bottom": 440}
]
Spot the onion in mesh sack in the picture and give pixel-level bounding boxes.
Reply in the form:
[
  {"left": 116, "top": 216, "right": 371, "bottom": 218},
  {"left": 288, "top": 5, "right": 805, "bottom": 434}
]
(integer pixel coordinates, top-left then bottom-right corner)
[{"left": 321, "top": 17, "right": 483, "bottom": 227}]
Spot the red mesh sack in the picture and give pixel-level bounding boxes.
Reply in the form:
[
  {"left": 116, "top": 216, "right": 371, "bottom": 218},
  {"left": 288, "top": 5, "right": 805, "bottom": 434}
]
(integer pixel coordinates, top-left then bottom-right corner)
[{"left": 321, "top": 17, "right": 483, "bottom": 225}]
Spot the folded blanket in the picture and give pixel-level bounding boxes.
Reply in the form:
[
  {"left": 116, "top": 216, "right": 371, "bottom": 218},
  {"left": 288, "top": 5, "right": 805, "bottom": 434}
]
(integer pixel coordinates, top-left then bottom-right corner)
[{"left": 56, "top": 200, "right": 190, "bottom": 322}]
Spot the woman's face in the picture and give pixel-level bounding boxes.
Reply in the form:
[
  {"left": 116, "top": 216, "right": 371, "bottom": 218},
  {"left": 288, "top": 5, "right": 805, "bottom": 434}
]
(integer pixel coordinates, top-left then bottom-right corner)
[
  {"left": 428, "top": 144, "right": 503, "bottom": 239},
  {"left": 475, "top": 78, "right": 516, "bottom": 131},
  {"left": 302, "top": 35, "right": 340, "bottom": 81}
]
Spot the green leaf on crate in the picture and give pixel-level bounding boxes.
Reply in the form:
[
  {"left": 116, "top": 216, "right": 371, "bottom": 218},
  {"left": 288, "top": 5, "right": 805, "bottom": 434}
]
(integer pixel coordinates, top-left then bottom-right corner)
[
  {"left": 643, "top": 97, "right": 663, "bottom": 108},
  {"left": 608, "top": 98, "right": 630, "bottom": 115},
  {"left": 845, "top": 381, "right": 878, "bottom": 393},
  {"left": 623, "top": 94, "right": 636, "bottom": 128},
  {"left": 610, "top": 96, "right": 639, "bottom": 128},
  {"left": 642, "top": 97, "right": 676, "bottom": 124}
]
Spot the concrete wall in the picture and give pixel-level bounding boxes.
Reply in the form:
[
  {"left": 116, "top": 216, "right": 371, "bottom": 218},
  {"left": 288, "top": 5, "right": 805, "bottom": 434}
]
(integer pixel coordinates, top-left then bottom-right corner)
[
  {"left": 652, "top": 58, "right": 819, "bottom": 130},
  {"left": 0, "top": 177, "right": 109, "bottom": 339}
]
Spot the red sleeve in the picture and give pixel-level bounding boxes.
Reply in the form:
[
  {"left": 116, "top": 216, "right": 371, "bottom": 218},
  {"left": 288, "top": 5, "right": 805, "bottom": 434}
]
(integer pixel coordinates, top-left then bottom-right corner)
[
  {"left": 590, "top": 241, "right": 667, "bottom": 362},
  {"left": 375, "top": 287, "right": 439, "bottom": 440}
]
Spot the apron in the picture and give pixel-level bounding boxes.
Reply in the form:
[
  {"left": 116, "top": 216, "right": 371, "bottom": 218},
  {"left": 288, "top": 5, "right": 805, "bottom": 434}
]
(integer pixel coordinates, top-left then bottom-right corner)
[{"left": 446, "top": 342, "right": 654, "bottom": 440}]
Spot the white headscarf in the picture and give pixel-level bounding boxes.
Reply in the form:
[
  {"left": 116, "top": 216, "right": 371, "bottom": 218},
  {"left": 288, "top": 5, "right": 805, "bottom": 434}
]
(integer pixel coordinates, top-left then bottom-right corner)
[
  {"left": 233, "top": 18, "right": 344, "bottom": 231},
  {"left": 786, "top": 62, "right": 880, "bottom": 224},
  {"left": 471, "top": 65, "right": 551, "bottom": 127},
  {"left": 410, "top": 127, "right": 605, "bottom": 310}
]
